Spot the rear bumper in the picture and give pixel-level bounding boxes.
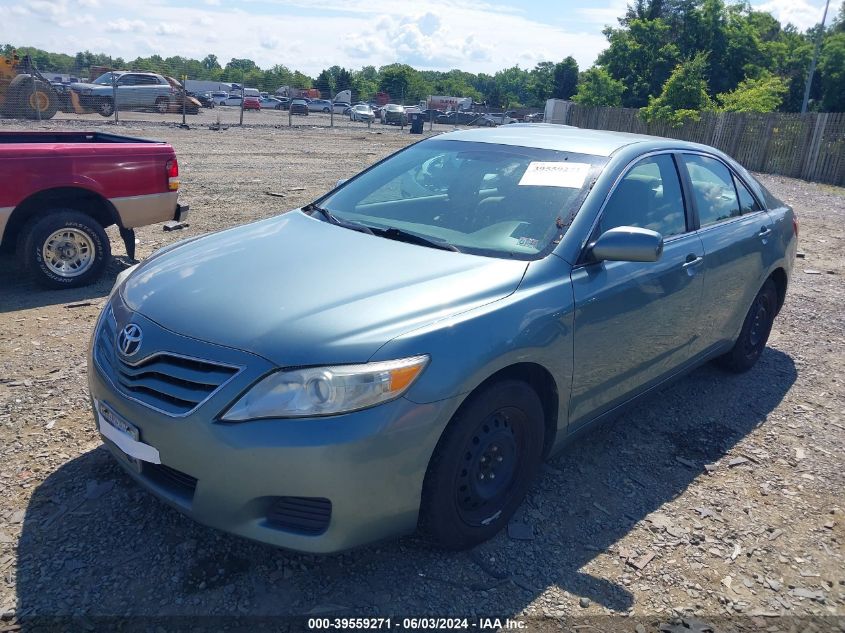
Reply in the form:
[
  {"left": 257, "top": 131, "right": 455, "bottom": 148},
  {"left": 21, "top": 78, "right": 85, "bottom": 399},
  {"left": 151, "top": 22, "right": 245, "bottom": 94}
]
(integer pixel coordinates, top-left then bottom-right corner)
[{"left": 111, "top": 191, "right": 179, "bottom": 229}]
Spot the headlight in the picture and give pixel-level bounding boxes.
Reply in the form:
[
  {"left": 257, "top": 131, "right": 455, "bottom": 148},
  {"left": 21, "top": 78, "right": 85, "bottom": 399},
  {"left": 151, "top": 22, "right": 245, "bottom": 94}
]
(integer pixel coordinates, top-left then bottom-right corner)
[{"left": 221, "top": 355, "right": 429, "bottom": 421}]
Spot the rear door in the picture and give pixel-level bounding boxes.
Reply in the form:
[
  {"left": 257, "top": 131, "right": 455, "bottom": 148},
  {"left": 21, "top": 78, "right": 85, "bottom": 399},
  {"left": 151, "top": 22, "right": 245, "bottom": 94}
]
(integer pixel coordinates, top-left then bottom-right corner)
[
  {"left": 569, "top": 152, "right": 705, "bottom": 427},
  {"left": 678, "top": 153, "right": 774, "bottom": 354}
]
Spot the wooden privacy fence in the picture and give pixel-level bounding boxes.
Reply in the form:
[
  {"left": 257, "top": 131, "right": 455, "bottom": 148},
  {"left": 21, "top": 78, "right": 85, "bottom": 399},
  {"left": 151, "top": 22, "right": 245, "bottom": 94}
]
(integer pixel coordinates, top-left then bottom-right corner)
[{"left": 562, "top": 104, "right": 845, "bottom": 187}]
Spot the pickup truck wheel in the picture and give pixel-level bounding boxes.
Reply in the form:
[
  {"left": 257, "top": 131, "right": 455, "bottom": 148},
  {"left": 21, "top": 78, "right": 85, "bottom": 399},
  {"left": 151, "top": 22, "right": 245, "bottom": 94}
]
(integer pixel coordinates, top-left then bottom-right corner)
[
  {"left": 20, "top": 210, "right": 111, "bottom": 289},
  {"left": 715, "top": 279, "right": 777, "bottom": 373},
  {"left": 155, "top": 97, "right": 170, "bottom": 114},
  {"left": 419, "top": 380, "right": 544, "bottom": 550},
  {"left": 97, "top": 98, "right": 114, "bottom": 117}
]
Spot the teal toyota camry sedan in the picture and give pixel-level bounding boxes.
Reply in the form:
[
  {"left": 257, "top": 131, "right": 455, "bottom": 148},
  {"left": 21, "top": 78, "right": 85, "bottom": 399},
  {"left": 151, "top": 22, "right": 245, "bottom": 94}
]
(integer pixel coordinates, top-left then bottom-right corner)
[{"left": 88, "top": 125, "right": 797, "bottom": 553}]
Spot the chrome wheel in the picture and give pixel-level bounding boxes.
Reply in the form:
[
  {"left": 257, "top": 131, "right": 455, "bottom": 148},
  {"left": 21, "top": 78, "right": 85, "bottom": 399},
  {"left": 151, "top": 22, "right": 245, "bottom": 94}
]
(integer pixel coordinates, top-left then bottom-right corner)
[{"left": 42, "top": 228, "right": 94, "bottom": 278}]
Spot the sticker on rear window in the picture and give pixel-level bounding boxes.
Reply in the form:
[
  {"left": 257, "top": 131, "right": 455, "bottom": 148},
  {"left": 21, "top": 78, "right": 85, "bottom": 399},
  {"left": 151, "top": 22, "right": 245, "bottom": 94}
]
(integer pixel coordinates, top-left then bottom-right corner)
[{"left": 519, "top": 162, "right": 590, "bottom": 188}]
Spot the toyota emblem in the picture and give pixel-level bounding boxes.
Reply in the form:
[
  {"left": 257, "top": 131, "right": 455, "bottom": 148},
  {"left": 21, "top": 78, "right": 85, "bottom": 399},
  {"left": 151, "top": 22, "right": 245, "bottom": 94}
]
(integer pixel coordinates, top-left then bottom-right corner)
[{"left": 117, "top": 323, "right": 143, "bottom": 357}]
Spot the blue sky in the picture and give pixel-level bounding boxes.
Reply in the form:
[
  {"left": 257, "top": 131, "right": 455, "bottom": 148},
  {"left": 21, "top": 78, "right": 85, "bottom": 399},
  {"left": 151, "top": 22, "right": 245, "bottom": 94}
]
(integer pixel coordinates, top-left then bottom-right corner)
[{"left": 9, "top": 0, "right": 831, "bottom": 75}]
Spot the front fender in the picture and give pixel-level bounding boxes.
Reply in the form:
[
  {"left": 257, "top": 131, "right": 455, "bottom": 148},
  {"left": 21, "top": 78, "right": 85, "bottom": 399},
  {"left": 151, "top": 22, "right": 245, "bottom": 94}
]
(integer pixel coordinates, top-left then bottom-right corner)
[{"left": 371, "top": 254, "right": 575, "bottom": 439}]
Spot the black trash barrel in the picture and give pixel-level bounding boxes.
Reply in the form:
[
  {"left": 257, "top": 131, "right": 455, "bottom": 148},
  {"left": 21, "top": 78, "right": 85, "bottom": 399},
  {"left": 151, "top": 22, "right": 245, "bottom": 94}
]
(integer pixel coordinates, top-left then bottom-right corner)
[{"left": 410, "top": 113, "right": 424, "bottom": 134}]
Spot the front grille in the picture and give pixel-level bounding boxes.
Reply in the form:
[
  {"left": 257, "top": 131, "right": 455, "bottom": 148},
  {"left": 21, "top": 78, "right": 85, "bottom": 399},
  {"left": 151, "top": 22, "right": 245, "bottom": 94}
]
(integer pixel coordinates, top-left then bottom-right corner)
[
  {"left": 144, "top": 462, "right": 198, "bottom": 499},
  {"left": 266, "top": 497, "right": 332, "bottom": 535},
  {"left": 95, "top": 308, "right": 239, "bottom": 416}
]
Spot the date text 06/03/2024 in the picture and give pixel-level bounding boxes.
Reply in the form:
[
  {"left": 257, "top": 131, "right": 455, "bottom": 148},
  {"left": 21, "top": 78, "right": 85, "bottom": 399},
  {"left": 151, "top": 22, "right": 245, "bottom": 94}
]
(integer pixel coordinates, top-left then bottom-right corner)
[{"left": 306, "top": 617, "right": 527, "bottom": 630}]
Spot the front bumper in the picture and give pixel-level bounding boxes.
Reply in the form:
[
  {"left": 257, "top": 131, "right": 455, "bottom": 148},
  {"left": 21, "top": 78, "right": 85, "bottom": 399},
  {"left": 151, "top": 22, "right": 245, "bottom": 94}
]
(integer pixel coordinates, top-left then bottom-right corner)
[{"left": 87, "top": 303, "right": 460, "bottom": 553}]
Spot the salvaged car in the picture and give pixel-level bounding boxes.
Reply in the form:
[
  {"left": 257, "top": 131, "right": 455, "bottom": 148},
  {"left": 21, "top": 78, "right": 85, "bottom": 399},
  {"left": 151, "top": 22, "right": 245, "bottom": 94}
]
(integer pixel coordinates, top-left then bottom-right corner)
[
  {"left": 69, "top": 71, "right": 175, "bottom": 117},
  {"left": 89, "top": 125, "right": 796, "bottom": 553}
]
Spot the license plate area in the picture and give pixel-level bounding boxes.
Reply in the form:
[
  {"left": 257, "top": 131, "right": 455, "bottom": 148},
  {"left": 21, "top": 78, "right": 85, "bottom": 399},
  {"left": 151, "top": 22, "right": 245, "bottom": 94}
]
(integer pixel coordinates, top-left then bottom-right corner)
[{"left": 96, "top": 400, "right": 160, "bottom": 469}]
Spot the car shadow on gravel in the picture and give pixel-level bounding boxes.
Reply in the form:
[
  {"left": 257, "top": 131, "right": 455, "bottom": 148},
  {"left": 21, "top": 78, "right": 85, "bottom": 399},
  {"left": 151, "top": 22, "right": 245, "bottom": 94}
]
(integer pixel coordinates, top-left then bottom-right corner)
[
  {"left": 14, "top": 348, "right": 796, "bottom": 624},
  {"left": 0, "top": 255, "right": 133, "bottom": 313}
]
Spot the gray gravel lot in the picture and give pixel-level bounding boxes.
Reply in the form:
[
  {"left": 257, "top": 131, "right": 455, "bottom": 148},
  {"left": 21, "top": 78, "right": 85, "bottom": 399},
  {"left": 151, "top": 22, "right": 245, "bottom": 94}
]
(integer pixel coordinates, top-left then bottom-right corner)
[{"left": 0, "top": 118, "right": 843, "bottom": 631}]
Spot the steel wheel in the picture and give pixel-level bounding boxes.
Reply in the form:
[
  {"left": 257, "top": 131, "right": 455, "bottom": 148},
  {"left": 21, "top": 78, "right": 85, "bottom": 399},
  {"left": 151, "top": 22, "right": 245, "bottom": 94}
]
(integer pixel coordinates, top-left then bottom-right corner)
[
  {"left": 420, "top": 379, "right": 545, "bottom": 549},
  {"left": 715, "top": 278, "right": 778, "bottom": 373},
  {"left": 455, "top": 407, "right": 522, "bottom": 526},
  {"left": 41, "top": 228, "right": 94, "bottom": 278}
]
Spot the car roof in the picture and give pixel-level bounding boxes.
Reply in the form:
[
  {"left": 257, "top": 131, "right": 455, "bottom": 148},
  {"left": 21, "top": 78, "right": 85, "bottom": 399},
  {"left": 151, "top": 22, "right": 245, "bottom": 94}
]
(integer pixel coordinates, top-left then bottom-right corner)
[{"left": 437, "top": 124, "right": 701, "bottom": 157}]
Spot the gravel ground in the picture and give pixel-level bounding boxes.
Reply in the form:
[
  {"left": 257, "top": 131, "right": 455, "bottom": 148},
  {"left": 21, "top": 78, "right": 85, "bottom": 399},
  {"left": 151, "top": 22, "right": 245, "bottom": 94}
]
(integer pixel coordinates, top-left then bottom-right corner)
[{"left": 0, "top": 118, "right": 843, "bottom": 632}]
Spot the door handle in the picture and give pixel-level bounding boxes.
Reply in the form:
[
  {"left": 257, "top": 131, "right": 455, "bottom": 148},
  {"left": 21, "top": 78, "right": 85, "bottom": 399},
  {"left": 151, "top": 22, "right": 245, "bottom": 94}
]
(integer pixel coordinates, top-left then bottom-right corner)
[
  {"left": 759, "top": 226, "right": 772, "bottom": 237},
  {"left": 682, "top": 254, "right": 704, "bottom": 268}
]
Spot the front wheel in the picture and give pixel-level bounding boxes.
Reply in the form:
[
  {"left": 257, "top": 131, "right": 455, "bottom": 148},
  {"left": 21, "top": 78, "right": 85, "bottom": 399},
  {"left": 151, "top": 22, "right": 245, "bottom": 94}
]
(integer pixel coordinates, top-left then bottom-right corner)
[
  {"left": 19, "top": 210, "right": 111, "bottom": 289},
  {"left": 419, "top": 380, "right": 545, "bottom": 550},
  {"left": 97, "top": 97, "right": 114, "bottom": 117},
  {"left": 715, "top": 279, "right": 778, "bottom": 373}
]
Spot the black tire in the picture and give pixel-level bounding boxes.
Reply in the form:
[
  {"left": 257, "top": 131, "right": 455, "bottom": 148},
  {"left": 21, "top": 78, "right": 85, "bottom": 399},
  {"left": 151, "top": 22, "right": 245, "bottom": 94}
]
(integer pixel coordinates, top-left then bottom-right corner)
[
  {"left": 322, "top": 107, "right": 330, "bottom": 113},
  {"left": 19, "top": 80, "right": 58, "bottom": 120},
  {"left": 715, "top": 279, "right": 778, "bottom": 373},
  {"left": 419, "top": 380, "right": 545, "bottom": 550},
  {"left": 19, "top": 210, "right": 111, "bottom": 289},
  {"left": 155, "top": 97, "right": 170, "bottom": 114},
  {"left": 97, "top": 97, "right": 114, "bottom": 117}
]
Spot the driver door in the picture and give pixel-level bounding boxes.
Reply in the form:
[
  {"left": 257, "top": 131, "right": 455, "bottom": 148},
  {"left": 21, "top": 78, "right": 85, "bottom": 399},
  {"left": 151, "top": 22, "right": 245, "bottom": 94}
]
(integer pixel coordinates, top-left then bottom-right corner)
[{"left": 569, "top": 153, "right": 705, "bottom": 428}]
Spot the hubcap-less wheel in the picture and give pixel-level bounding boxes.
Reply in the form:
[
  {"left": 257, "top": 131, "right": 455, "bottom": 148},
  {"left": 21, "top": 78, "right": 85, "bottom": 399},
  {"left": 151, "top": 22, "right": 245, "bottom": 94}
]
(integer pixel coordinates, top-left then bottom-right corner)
[
  {"left": 456, "top": 407, "right": 522, "bottom": 525},
  {"left": 42, "top": 228, "right": 94, "bottom": 278}
]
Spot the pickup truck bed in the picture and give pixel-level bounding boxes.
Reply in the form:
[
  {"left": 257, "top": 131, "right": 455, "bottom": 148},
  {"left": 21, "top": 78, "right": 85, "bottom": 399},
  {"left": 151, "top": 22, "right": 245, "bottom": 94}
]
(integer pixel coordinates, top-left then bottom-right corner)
[{"left": 0, "top": 131, "right": 188, "bottom": 289}]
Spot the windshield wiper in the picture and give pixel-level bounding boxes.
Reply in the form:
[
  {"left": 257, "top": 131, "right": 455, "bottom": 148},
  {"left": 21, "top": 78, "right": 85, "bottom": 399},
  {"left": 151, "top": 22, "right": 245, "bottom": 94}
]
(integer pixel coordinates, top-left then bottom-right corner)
[
  {"left": 370, "top": 226, "right": 461, "bottom": 252},
  {"left": 303, "top": 204, "right": 374, "bottom": 235}
]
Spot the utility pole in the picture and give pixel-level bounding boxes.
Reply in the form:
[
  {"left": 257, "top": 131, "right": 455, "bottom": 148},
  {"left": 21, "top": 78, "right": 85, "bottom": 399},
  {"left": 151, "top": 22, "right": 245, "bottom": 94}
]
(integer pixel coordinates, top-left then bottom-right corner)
[{"left": 801, "top": 0, "right": 831, "bottom": 114}]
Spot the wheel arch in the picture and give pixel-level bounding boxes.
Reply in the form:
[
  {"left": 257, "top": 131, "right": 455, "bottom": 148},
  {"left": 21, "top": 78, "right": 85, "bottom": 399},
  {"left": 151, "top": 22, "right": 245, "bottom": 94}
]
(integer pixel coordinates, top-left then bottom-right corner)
[
  {"left": 768, "top": 267, "right": 788, "bottom": 315},
  {"left": 450, "top": 362, "right": 560, "bottom": 459},
  {"left": 3, "top": 187, "right": 120, "bottom": 251}
]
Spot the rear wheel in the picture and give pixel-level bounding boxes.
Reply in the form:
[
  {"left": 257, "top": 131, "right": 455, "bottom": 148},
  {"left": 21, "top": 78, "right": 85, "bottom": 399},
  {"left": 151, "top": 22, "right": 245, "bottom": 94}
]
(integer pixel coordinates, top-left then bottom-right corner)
[
  {"left": 715, "top": 279, "right": 778, "bottom": 373},
  {"left": 19, "top": 210, "right": 111, "bottom": 289},
  {"left": 419, "top": 380, "right": 545, "bottom": 550},
  {"left": 155, "top": 97, "right": 169, "bottom": 114}
]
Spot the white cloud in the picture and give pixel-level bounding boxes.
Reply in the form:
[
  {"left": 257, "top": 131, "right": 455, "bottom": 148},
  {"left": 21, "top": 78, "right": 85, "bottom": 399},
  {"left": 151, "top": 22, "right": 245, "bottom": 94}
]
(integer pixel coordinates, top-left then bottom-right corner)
[
  {"left": 755, "top": 0, "right": 829, "bottom": 31},
  {"left": 155, "top": 23, "right": 184, "bottom": 36},
  {"left": 106, "top": 18, "right": 145, "bottom": 32},
  {"left": 8, "top": 0, "right": 607, "bottom": 75}
]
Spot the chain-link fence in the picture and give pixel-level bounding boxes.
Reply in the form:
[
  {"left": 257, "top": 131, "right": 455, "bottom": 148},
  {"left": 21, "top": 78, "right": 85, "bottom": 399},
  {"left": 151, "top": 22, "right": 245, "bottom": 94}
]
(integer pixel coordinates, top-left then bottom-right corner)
[{"left": 1, "top": 54, "right": 506, "bottom": 133}]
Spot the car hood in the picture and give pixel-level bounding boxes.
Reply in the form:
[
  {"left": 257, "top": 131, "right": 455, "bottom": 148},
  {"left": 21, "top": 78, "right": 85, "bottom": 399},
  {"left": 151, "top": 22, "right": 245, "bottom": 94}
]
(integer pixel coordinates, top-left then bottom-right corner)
[
  {"left": 69, "top": 82, "right": 102, "bottom": 91},
  {"left": 122, "top": 211, "right": 528, "bottom": 367}
]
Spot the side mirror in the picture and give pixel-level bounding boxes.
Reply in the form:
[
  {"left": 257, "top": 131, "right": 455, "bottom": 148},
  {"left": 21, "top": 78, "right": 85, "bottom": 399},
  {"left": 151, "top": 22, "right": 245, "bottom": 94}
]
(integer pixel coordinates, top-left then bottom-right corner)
[{"left": 590, "top": 226, "right": 664, "bottom": 263}]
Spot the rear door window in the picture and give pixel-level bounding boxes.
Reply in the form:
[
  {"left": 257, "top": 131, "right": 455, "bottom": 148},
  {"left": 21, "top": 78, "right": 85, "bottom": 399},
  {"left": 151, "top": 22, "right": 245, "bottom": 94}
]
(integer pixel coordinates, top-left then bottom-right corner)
[
  {"left": 682, "top": 155, "right": 741, "bottom": 227},
  {"left": 734, "top": 176, "right": 761, "bottom": 214}
]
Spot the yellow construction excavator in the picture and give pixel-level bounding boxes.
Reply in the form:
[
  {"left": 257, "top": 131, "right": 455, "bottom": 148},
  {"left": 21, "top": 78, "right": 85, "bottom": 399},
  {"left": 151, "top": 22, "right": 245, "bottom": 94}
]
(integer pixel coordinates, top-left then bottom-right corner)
[{"left": 0, "top": 51, "right": 84, "bottom": 120}]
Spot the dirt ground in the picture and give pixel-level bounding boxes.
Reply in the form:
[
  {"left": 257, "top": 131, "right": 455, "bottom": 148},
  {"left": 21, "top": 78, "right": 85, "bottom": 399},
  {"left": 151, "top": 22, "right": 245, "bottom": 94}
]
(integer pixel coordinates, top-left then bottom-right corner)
[{"left": 0, "top": 118, "right": 843, "bottom": 632}]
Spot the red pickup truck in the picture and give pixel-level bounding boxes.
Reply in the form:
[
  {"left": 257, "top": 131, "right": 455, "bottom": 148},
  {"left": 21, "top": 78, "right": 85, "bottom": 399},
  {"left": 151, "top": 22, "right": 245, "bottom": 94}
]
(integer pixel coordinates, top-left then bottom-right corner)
[{"left": 0, "top": 131, "right": 189, "bottom": 288}]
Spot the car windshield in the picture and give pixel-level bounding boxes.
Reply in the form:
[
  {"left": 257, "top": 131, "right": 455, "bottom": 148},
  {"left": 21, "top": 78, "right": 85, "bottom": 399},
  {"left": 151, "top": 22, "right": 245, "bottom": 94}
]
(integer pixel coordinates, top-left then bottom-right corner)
[
  {"left": 92, "top": 73, "right": 116, "bottom": 85},
  {"left": 318, "top": 139, "right": 605, "bottom": 259}
]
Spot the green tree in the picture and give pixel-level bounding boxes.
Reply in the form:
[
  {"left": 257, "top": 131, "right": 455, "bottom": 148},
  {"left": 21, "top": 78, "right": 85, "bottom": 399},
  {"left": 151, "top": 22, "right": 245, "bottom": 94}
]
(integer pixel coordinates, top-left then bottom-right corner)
[
  {"left": 571, "top": 67, "right": 625, "bottom": 106},
  {"left": 818, "top": 33, "right": 845, "bottom": 111},
  {"left": 641, "top": 53, "right": 713, "bottom": 124},
  {"left": 598, "top": 18, "right": 681, "bottom": 107},
  {"left": 201, "top": 54, "right": 220, "bottom": 72},
  {"left": 352, "top": 65, "right": 379, "bottom": 100},
  {"left": 553, "top": 56, "right": 579, "bottom": 100},
  {"left": 716, "top": 74, "right": 788, "bottom": 112}
]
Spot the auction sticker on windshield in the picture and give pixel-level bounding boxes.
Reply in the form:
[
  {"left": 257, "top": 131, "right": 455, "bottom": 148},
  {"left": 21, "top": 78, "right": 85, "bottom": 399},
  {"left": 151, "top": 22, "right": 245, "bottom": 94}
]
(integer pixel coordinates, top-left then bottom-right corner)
[{"left": 518, "top": 161, "right": 590, "bottom": 188}]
